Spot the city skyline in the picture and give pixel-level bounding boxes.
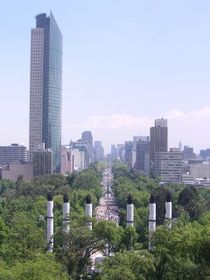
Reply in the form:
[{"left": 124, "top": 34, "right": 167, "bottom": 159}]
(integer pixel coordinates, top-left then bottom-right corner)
[{"left": 1, "top": 1, "right": 210, "bottom": 152}]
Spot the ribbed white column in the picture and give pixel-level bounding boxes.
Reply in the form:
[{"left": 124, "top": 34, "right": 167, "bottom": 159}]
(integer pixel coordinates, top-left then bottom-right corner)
[
  {"left": 149, "top": 203, "right": 156, "bottom": 232},
  {"left": 85, "top": 194, "right": 93, "bottom": 230},
  {"left": 63, "top": 194, "right": 70, "bottom": 234},
  {"left": 127, "top": 204, "right": 134, "bottom": 227},
  {"left": 47, "top": 193, "right": 54, "bottom": 253},
  {"left": 126, "top": 194, "right": 135, "bottom": 251},
  {"left": 165, "top": 193, "right": 172, "bottom": 229},
  {"left": 148, "top": 194, "right": 156, "bottom": 251},
  {"left": 127, "top": 194, "right": 134, "bottom": 227}
]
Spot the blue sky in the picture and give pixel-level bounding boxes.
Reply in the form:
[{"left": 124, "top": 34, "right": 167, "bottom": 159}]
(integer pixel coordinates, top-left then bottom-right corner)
[{"left": 1, "top": 1, "right": 210, "bottom": 152}]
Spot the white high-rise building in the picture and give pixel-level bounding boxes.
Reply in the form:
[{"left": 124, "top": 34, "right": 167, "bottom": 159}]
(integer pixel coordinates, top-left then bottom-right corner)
[{"left": 154, "top": 149, "right": 182, "bottom": 183}]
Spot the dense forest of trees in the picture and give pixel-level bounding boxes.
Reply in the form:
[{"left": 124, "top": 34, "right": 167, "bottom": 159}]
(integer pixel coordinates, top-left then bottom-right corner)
[{"left": 1, "top": 161, "right": 210, "bottom": 279}]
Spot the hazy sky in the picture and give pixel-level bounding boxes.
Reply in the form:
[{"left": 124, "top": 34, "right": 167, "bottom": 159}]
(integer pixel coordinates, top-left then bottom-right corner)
[{"left": 1, "top": 0, "right": 210, "bottom": 153}]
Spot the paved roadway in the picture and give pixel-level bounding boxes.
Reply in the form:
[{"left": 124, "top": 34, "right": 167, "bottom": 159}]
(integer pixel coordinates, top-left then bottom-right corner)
[
  {"left": 90, "top": 167, "right": 119, "bottom": 270},
  {"left": 95, "top": 167, "right": 119, "bottom": 225}
]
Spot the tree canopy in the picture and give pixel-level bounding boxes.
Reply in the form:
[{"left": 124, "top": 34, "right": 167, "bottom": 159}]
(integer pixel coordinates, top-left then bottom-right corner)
[{"left": 0, "top": 162, "right": 210, "bottom": 279}]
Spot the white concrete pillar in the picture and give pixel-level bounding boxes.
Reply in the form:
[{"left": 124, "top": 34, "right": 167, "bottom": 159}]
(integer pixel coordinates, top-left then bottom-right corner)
[
  {"left": 165, "top": 192, "right": 172, "bottom": 229},
  {"left": 63, "top": 193, "right": 70, "bottom": 233},
  {"left": 47, "top": 193, "right": 54, "bottom": 253},
  {"left": 149, "top": 194, "right": 156, "bottom": 251},
  {"left": 126, "top": 194, "right": 134, "bottom": 227},
  {"left": 85, "top": 194, "right": 92, "bottom": 230}
]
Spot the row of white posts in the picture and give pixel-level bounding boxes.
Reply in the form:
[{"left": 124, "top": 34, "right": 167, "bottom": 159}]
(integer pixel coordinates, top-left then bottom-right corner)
[
  {"left": 126, "top": 193, "right": 172, "bottom": 250},
  {"left": 46, "top": 192, "right": 172, "bottom": 252},
  {"left": 46, "top": 193, "right": 92, "bottom": 253}
]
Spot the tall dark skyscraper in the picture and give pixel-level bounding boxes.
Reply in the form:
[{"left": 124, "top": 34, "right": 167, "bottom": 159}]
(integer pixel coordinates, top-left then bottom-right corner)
[
  {"left": 29, "top": 12, "right": 62, "bottom": 172},
  {"left": 150, "top": 118, "right": 168, "bottom": 171}
]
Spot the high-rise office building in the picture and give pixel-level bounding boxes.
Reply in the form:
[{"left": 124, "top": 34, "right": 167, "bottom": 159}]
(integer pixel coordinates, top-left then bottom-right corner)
[
  {"left": 70, "top": 140, "right": 89, "bottom": 168},
  {"left": 72, "top": 148, "right": 86, "bottom": 171},
  {"left": 81, "top": 131, "right": 93, "bottom": 164},
  {"left": 182, "top": 146, "right": 195, "bottom": 161},
  {"left": 135, "top": 137, "right": 150, "bottom": 176},
  {"left": 200, "top": 149, "right": 210, "bottom": 160},
  {"left": 124, "top": 141, "right": 134, "bottom": 169},
  {"left": 110, "top": 145, "right": 117, "bottom": 162},
  {"left": 154, "top": 149, "right": 182, "bottom": 183},
  {"left": 94, "top": 141, "right": 104, "bottom": 161},
  {"left": 150, "top": 118, "right": 168, "bottom": 171},
  {"left": 33, "top": 149, "right": 53, "bottom": 177},
  {"left": 117, "top": 144, "right": 125, "bottom": 161},
  {"left": 29, "top": 12, "right": 62, "bottom": 172}
]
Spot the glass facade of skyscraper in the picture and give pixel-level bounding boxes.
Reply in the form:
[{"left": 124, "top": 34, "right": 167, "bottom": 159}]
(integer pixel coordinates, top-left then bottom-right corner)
[{"left": 29, "top": 12, "right": 62, "bottom": 172}]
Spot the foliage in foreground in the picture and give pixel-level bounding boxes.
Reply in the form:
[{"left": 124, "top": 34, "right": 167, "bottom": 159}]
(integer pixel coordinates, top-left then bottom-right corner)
[{"left": 0, "top": 162, "right": 210, "bottom": 279}]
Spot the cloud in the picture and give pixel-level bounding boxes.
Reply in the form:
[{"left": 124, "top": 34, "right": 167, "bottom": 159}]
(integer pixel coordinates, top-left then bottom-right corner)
[
  {"left": 65, "top": 107, "right": 210, "bottom": 153},
  {"left": 165, "top": 107, "right": 210, "bottom": 152},
  {"left": 85, "top": 114, "right": 153, "bottom": 130},
  {"left": 165, "top": 107, "right": 210, "bottom": 121}
]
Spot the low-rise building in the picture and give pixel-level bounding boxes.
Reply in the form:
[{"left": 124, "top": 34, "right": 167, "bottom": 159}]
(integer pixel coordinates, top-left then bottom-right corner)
[
  {"left": 0, "top": 144, "right": 28, "bottom": 165},
  {"left": 0, "top": 163, "right": 33, "bottom": 181},
  {"left": 61, "top": 146, "right": 73, "bottom": 175},
  {"left": 182, "top": 174, "right": 196, "bottom": 185},
  {"left": 189, "top": 163, "right": 210, "bottom": 179}
]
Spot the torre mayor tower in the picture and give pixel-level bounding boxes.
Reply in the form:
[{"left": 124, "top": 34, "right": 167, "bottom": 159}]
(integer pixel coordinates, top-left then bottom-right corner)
[{"left": 29, "top": 12, "right": 62, "bottom": 172}]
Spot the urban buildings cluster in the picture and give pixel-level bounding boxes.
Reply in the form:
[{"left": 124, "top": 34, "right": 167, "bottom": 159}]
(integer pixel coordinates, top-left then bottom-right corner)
[
  {"left": 1, "top": 12, "right": 210, "bottom": 187},
  {"left": 0, "top": 12, "right": 105, "bottom": 181},
  {"left": 61, "top": 132, "right": 104, "bottom": 174},
  {"left": 0, "top": 131, "right": 104, "bottom": 181},
  {"left": 110, "top": 118, "right": 210, "bottom": 186}
]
